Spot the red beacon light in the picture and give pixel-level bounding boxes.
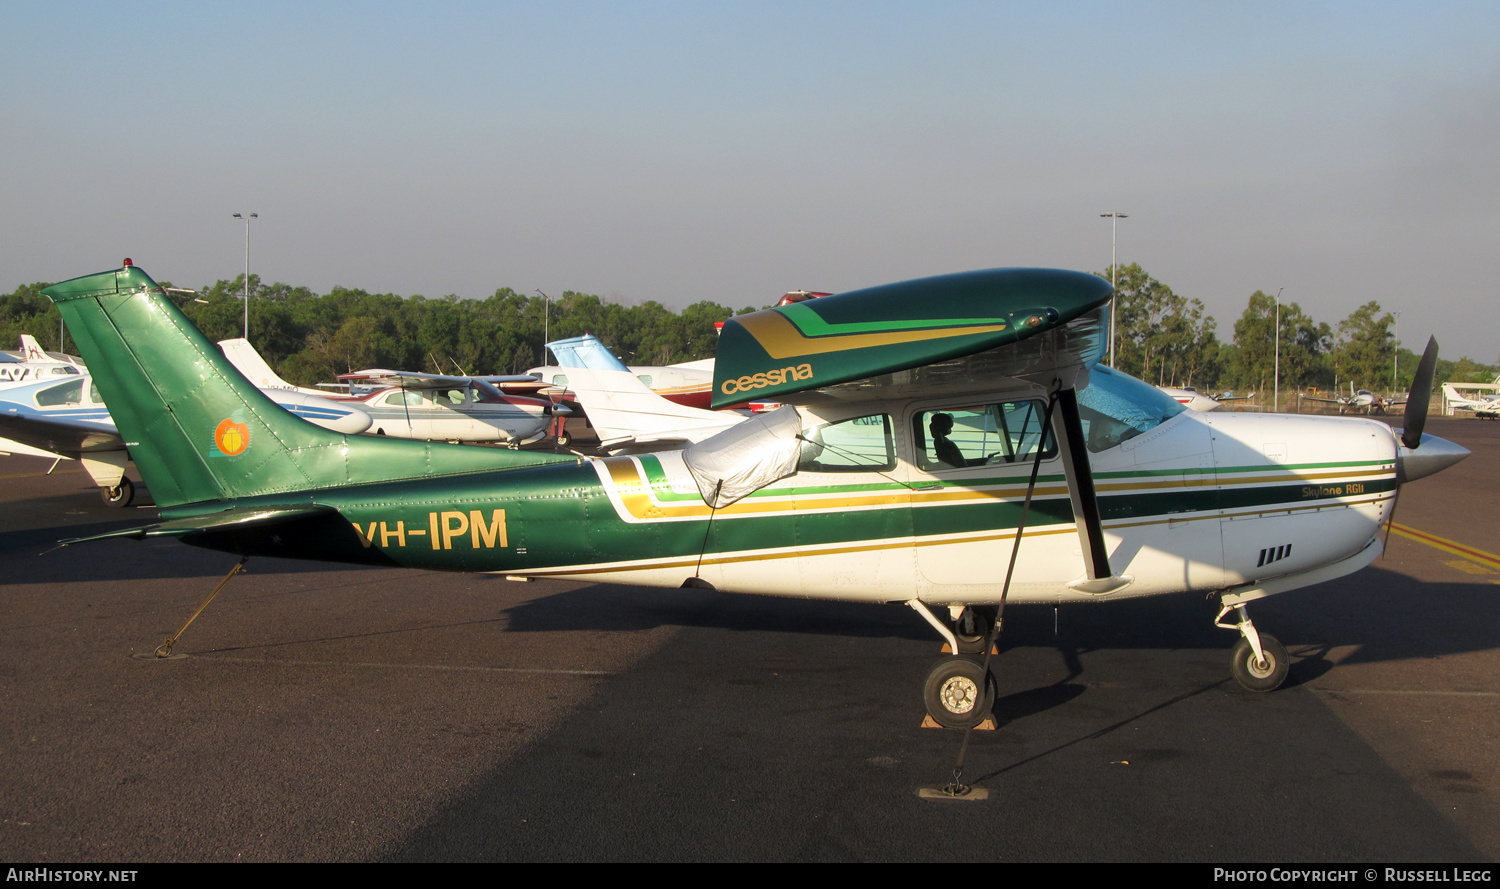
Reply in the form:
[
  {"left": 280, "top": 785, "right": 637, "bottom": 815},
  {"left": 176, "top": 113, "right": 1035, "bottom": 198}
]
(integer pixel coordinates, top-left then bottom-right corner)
[{"left": 122, "top": 257, "right": 133, "bottom": 267}]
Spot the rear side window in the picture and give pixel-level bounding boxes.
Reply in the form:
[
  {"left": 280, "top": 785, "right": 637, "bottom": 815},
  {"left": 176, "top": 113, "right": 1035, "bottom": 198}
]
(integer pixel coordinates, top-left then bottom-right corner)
[{"left": 798, "top": 414, "right": 896, "bottom": 472}]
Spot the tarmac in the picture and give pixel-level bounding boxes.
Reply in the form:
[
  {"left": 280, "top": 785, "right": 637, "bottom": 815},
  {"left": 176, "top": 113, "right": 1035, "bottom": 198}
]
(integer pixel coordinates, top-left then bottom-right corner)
[{"left": 0, "top": 416, "right": 1495, "bottom": 862}]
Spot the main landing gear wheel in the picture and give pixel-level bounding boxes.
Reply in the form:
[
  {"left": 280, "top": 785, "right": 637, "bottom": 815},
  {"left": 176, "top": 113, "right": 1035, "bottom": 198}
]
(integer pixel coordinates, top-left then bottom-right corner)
[
  {"left": 923, "top": 656, "right": 997, "bottom": 729},
  {"left": 100, "top": 478, "right": 134, "bottom": 508},
  {"left": 555, "top": 431, "right": 570, "bottom": 447},
  {"left": 953, "top": 606, "right": 996, "bottom": 654},
  {"left": 1230, "top": 634, "right": 1289, "bottom": 692}
]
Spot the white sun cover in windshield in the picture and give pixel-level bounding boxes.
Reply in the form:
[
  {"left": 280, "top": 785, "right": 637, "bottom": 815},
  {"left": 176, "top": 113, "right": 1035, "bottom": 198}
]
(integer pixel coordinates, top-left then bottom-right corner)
[
  {"left": 681, "top": 405, "right": 803, "bottom": 508},
  {"left": 1076, "top": 365, "right": 1188, "bottom": 452}
]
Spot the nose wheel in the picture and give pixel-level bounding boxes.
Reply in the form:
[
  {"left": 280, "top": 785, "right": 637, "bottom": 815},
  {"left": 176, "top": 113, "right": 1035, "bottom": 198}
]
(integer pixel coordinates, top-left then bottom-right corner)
[{"left": 1216, "top": 600, "right": 1290, "bottom": 692}]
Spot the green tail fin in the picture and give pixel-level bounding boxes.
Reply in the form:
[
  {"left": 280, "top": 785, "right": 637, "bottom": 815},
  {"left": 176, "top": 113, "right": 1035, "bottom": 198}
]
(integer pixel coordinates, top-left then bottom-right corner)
[{"left": 44, "top": 264, "right": 570, "bottom": 508}]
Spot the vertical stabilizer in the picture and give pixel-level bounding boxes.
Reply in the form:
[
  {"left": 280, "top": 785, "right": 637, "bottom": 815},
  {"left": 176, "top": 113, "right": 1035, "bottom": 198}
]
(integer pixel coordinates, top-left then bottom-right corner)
[{"left": 218, "top": 337, "right": 300, "bottom": 392}]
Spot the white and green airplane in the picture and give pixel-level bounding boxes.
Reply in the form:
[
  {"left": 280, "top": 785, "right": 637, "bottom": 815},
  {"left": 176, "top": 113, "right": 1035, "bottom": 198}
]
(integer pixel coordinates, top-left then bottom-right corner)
[{"left": 45, "top": 261, "right": 1468, "bottom": 729}]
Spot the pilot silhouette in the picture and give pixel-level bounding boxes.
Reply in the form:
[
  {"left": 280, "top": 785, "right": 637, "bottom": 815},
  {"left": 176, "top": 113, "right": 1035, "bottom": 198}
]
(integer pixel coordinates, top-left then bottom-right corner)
[{"left": 930, "top": 412, "right": 965, "bottom": 469}]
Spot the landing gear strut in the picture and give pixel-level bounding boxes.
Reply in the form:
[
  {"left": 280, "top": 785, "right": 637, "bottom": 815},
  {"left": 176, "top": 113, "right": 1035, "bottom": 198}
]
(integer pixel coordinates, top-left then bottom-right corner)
[
  {"left": 1216, "top": 599, "right": 1289, "bottom": 692},
  {"left": 953, "top": 605, "right": 997, "bottom": 655},
  {"left": 909, "top": 602, "right": 1000, "bottom": 728}
]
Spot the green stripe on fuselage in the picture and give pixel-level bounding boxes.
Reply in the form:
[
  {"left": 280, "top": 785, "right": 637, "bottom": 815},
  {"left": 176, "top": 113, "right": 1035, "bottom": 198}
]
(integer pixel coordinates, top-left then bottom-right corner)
[{"left": 173, "top": 455, "right": 1397, "bottom": 574}]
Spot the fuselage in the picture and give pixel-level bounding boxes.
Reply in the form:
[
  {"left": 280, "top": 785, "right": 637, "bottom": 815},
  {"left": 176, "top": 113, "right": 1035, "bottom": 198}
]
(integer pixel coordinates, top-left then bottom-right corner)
[{"left": 172, "top": 373, "right": 1408, "bottom": 608}]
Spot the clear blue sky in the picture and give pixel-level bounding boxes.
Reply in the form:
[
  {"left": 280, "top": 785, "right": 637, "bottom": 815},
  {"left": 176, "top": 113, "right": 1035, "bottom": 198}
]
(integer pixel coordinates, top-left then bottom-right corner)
[{"left": 3, "top": 1, "right": 1497, "bottom": 363}]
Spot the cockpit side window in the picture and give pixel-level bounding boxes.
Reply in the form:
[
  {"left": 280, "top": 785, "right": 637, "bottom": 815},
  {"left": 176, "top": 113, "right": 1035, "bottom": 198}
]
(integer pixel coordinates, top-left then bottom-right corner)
[
  {"left": 912, "top": 401, "right": 1057, "bottom": 471},
  {"left": 383, "top": 390, "right": 426, "bottom": 407},
  {"left": 1077, "top": 365, "right": 1188, "bottom": 452},
  {"left": 36, "top": 379, "right": 85, "bottom": 406},
  {"left": 798, "top": 414, "right": 896, "bottom": 472}
]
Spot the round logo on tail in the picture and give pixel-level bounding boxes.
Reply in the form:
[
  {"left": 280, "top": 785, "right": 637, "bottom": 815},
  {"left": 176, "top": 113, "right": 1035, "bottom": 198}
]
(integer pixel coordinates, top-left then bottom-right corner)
[{"left": 214, "top": 419, "right": 250, "bottom": 456}]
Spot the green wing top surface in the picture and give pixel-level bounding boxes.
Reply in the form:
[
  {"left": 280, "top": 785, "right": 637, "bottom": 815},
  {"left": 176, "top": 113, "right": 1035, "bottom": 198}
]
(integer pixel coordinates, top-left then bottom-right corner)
[{"left": 711, "top": 268, "right": 1113, "bottom": 408}]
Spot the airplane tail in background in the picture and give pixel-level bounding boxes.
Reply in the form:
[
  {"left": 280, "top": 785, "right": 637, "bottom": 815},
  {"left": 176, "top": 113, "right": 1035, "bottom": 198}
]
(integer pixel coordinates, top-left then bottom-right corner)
[
  {"left": 546, "top": 334, "right": 741, "bottom": 449},
  {"left": 43, "top": 264, "right": 571, "bottom": 510},
  {"left": 19, "top": 334, "right": 48, "bottom": 361},
  {"left": 218, "top": 337, "right": 304, "bottom": 393}
]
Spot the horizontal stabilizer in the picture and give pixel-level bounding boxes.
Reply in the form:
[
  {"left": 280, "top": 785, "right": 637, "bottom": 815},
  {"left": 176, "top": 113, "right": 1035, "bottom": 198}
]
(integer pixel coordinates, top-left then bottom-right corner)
[{"left": 61, "top": 505, "right": 338, "bottom": 546}]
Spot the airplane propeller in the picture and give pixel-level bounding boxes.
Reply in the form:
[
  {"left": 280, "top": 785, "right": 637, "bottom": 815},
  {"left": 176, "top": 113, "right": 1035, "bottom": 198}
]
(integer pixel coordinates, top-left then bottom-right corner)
[
  {"left": 1401, "top": 336, "right": 1439, "bottom": 450},
  {"left": 1385, "top": 337, "right": 1469, "bottom": 552}
]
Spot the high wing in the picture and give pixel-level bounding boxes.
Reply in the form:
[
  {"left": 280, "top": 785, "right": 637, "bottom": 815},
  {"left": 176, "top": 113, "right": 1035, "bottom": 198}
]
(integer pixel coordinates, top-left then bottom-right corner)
[
  {"left": 339, "top": 368, "right": 548, "bottom": 394},
  {"left": 712, "top": 268, "right": 1111, "bottom": 408},
  {"left": 0, "top": 397, "right": 123, "bottom": 455}
]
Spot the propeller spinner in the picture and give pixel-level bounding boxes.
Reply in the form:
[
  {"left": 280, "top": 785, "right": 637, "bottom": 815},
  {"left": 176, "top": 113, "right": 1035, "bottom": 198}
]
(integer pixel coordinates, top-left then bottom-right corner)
[{"left": 1396, "top": 337, "right": 1469, "bottom": 483}]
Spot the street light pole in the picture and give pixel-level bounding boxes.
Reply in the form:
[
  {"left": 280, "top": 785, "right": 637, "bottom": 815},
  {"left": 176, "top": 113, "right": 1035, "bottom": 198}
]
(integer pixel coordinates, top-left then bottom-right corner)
[
  {"left": 1393, "top": 311, "right": 1402, "bottom": 392},
  {"left": 536, "top": 289, "right": 551, "bottom": 364},
  {"left": 1100, "top": 212, "right": 1128, "bottom": 367},
  {"left": 232, "top": 213, "right": 257, "bottom": 340},
  {"left": 1274, "top": 287, "right": 1283, "bottom": 413}
]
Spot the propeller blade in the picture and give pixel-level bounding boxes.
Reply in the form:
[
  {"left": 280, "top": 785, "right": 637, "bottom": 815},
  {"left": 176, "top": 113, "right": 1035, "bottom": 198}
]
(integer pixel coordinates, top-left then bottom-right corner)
[{"left": 1402, "top": 336, "right": 1438, "bottom": 450}]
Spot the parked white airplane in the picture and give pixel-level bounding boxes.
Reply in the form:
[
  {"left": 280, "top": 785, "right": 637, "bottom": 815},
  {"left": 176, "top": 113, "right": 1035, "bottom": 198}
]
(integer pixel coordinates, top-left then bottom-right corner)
[
  {"left": 0, "top": 334, "right": 86, "bottom": 388},
  {"left": 220, "top": 338, "right": 566, "bottom": 445},
  {"left": 1156, "top": 386, "right": 1258, "bottom": 412},
  {"left": 336, "top": 369, "right": 563, "bottom": 444},
  {"left": 0, "top": 372, "right": 371, "bottom": 506},
  {"left": 1441, "top": 379, "right": 1500, "bottom": 418}
]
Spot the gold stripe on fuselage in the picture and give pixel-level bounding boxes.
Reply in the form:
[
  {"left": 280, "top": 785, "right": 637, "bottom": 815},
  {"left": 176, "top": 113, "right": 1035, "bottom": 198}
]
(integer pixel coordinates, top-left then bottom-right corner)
[
  {"left": 602, "top": 456, "right": 1395, "bottom": 523},
  {"left": 519, "top": 491, "right": 1394, "bottom": 579}
]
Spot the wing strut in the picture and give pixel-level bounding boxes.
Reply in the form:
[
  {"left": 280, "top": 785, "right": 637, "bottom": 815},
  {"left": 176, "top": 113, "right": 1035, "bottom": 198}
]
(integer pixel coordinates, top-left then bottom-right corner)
[{"left": 1050, "top": 385, "right": 1131, "bottom": 594}]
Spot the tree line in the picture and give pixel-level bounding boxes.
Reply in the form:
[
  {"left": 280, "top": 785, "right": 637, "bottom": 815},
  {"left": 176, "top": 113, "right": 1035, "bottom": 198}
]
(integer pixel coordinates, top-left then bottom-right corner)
[
  {"left": 1, "top": 267, "right": 1494, "bottom": 392},
  {"left": 1098, "top": 264, "right": 1494, "bottom": 395}
]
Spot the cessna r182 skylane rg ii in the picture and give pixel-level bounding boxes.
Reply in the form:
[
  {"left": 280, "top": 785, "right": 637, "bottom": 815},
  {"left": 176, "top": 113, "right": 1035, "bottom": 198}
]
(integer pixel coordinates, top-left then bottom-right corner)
[{"left": 45, "top": 262, "right": 1468, "bottom": 729}]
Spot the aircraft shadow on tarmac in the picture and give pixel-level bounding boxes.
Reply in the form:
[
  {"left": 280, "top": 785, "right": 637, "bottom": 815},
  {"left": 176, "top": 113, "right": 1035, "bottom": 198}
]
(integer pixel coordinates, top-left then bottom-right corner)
[{"left": 497, "top": 565, "right": 1500, "bottom": 686}]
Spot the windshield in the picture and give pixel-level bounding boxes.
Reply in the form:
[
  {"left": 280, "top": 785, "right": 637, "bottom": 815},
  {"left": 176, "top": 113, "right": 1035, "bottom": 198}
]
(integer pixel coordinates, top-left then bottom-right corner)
[{"left": 1077, "top": 365, "right": 1187, "bottom": 452}]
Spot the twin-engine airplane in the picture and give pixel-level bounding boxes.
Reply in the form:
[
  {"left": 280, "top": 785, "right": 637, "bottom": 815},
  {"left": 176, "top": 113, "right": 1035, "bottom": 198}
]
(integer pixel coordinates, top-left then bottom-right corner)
[
  {"left": 1299, "top": 384, "right": 1401, "bottom": 415},
  {"left": 45, "top": 262, "right": 1468, "bottom": 729}
]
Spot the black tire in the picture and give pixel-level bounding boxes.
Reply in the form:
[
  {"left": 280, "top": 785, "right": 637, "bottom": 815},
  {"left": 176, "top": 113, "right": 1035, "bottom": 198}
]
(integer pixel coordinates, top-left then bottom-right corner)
[
  {"left": 1230, "top": 634, "right": 1289, "bottom": 692},
  {"left": 923, "top": 656, "right": 996, "bottom": 729},
  {"left": 100, "top": 478, "right": 134, "bottom": 508},
  {"left": 953, "top": 606, "right": 996, "bottom": 654},
  {"left": 556, "top": 432, "right": 570, "bottom": 447}
]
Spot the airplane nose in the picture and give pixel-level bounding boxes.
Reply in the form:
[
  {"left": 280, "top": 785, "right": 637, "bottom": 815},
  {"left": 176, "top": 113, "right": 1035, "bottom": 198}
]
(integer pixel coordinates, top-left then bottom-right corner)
[{"left": 1396, "top": 432, "right": 1470, "bottom": 483}]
